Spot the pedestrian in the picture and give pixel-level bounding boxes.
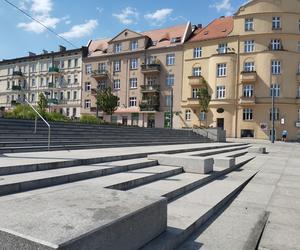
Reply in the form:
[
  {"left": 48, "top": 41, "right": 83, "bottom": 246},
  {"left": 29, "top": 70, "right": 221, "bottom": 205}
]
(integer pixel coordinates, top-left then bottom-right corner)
[{"left": 281, "top": 130, "right": 288, "bottom": 142}]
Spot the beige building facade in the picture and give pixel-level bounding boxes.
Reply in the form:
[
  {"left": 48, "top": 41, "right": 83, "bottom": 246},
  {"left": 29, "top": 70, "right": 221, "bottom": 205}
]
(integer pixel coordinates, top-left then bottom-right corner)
[
  {"left": 181, "top": 0, "right": 300, "bottom": 141},
  {"left": 0, "top": 46, "right": 87, "bottom": 118},
  {"left": 82, "top": 24, "right": 193, "bottom": 128}
]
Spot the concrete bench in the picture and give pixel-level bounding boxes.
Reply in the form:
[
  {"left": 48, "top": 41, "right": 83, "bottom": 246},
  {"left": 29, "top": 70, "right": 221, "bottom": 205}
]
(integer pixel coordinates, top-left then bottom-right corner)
[
  {"left": 148, "top": 154, "right": 214, "bottom": 174},
  {"left": 214, "top": 157, "right": 235, "bottom": 168},
  {"left": 248, "top": 147, "right": 267, "bottom": 154}
]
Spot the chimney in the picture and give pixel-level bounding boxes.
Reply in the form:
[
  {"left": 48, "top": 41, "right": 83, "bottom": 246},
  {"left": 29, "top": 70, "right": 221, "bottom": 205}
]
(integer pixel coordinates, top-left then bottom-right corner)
[
  {"left": 28, "top": 52, "right": 36, "bottom": 57},
  {"left": 197, "top": 24, "right": 203, "bottom": 29},
  {"left": 43, "top": 50, "right": 48, "bottom": 54},
  {"left": 59, "top": 45, "right": 66, "bottom": 52}
]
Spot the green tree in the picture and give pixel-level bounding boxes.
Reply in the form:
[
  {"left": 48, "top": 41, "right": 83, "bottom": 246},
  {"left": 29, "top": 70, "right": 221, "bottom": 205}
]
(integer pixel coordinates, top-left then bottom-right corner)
[
  {"left": 37, "top": 93, "right": 48, "bottom": 115},
  {"left": 197, "top": 81, "right": 211, "bottom": 128},
  {"left": 96, "top": 87, "right": 119, "bottom": 121}
]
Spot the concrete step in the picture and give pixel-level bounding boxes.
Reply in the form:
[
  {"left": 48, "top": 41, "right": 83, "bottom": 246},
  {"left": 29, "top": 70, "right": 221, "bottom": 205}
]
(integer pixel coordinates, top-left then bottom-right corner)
[
  {"left": 0, "top": 159, "right": 183, "bottom": 195},
  {"left": 130, "top": 155, "right": 255, "bottom": 202},
  {"left": 141, "top": 168, "right": 258, "bottom": 250}
]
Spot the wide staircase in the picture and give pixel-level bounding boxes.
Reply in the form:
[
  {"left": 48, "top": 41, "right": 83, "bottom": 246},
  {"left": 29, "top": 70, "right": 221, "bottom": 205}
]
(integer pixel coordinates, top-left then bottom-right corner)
[
  {"left": 0, "top": 143, "right": 269, "bottom": 249},
  {"left": 0, "top": 118, "right": 210, "bottom": 153}
]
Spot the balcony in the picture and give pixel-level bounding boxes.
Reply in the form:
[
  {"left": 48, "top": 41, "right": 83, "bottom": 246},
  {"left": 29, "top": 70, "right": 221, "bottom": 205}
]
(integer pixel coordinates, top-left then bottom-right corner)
[
  {"left": 140, "top": 85, "right": 160, "bottom": 93},
  {"left": 240, "top": 71, "right": 257, "bottom": 83},
  {"left": 188, "top": 75, "right": 205, "bottom": 86},
  {"left": 48, "top": 82, "right": 55, "bottom": 88},
  {"left": 141, "top": 64, "right": 161, "bottom": 74},
  {"left": 48, "top": 98, "right": 58, "bottom": 105},
  {"left": 91, "top": 88, "right": 98, "bottom": 95},
  {"left": 239, "top": 96, "right": 256, "bottom": 105},
  {"left": 91, "top": 70, "right": 108, "bottom": 79},
  {"left": 48, "top": 67, "right": 60, "bottom": 75},
  {"left": 11, "top": 85, "right": 22, "bottom": 91},
  {"left": 139, "top": 96, "right": 160, "bottom": 112},
  {"left": 12, "top": 71, "right": 24, "bottom": 78},
  {"left": 11, "top": 100, "right": 21, "bottom": 106},
  {"left": 296, "top": 121, "right": 300, "bottom": 128}
]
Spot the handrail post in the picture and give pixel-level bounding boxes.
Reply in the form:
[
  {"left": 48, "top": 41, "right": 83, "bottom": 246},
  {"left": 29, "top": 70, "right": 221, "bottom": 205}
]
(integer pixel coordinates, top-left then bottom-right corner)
[{"left": 34, "top": 115, "right": 37, "bottom": 134}]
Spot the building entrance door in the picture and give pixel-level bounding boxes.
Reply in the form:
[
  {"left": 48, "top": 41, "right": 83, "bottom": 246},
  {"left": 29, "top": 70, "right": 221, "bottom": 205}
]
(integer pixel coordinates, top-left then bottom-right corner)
[
  {"left": 217, "top": 118, "right": 224, "bottom": 130},
  {"left": 147, "top": 114, "right": 155, "bottom": 128},
  {"left": 122, "top": 116, "right": 128, "bottom": 126}
]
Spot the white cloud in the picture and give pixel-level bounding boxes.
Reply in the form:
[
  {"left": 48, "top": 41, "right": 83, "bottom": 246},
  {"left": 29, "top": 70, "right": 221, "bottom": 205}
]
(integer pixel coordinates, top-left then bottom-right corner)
[
  {"left": 59, "top": 20, "right": 98, "bottom": 39},
  {"left": 113, "top": 7, "right": 139, "bottom": 25},
  {"left": 17, "top": 0, "right": 61, "bottom": 33},
  {"left": 209, "top": 0, "right": 234, "bottom": 16},
  {"left": 96, "top": 7, "right": 104, "bottom": 14},
  {"left": 144, "top": 8, "right": 173, "bottom": 26}
]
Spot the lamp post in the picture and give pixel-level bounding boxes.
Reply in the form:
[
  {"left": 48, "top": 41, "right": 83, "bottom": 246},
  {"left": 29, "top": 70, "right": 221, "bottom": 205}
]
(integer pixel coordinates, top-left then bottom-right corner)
[
  {"left": 170, "top": 87, "right": 174, "bottom": 130},
  {"left": 271, "top": 87, "right": 275, "bottom": 143}
]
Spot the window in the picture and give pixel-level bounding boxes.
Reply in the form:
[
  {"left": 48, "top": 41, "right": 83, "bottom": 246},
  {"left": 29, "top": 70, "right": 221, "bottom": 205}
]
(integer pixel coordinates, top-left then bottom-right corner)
[
  {"left": 244, "top": 40, "right": 255, "bottom": 53},
  {"left": 131, "top": 40, "right": 138, "bottom": 51},
  {"left": 185, "top": 110, "right": 191, "bottom": 121},
  {"left": 165, "top": 95, "right": 172, "bottom": 107},
  {"left": 166, "top": 74, "right": 175, "bottom": 86},
  {"left": 146, "top": 56, "right": 157, "bottom": 65},
  {"left": 113, "top": 79, "right": 120, "bottom": 90},
  {"left": 298, "top": 41, "right": 300, "bottom": 53},
  {"left": 129, "top": 97, "right": 137, "bottom": 107},
  {"left": 298, "top": 64, "right": 300, "bottom": 74},
  {"left": 272, "top": 17, "right": 281, "bottom": 30},
  {"left": 270, "top": 39, "right": 282, "bottom": 50},
  {"left": 6, "top": 81, "right": 10, "bottom": 90},
  {"left": 68, "top": 59, "right": 72, "bottom": 68},
  {"left": 31, "top": 78, "right": 36, "bottom": 87},
  {"left": 98, "top": 62, "right": 106, "bottom": 72},
  {"left": 113, "top": 60, "right": 121, "bottom": 72},
  {"left": 74, "top": 58, "right": 78, "bottom": 67},
  {"left": 40, "top": 78, "right": 44, "bottom": 86},
  {"left": 129, "top": 78, "right": 137, "bottom": 89},
  {"left": 67, "top": 75, "right": 71, "bottom": 84},
  {"left": 243, "top": 85, "right": 254, "bottom": 97},
  {"left": 114, "top": 43, "right": 122, "bottom": 53},
  {"left": 269, "top": 108, "right": 280, "bottom": 121},
  {"left": 192, "top": 67, "right": 201, "bottom": 76},
  {"left": 271, "top": 60, "right": 281, "bottom": 75},
  {"left": 270, "top": 84, "right": 280, "bottom": 97},
  {"left": 218, "top": 43, "right": 228, "bottom": 54},
  {"left": 244, "top": 62, "right": 255, "bottom": 72},
  {"left": 73, "top": 108, "right": 77, "bottom": 117},
  {"left": 73, "top": 91, "right": 77, "bottom": 100},
  {"left": 245, "top": 18, "right": 254, "bottom": 31},
  {"left": 216, "top": 86, "right": 226, "bottom": 99},
  {"left": 31, "top": 93, "right": 35, "bottom": 102},
  {"left": 98, "top": 80, "right": 106, "bottom": 90},
  {"left": 85, "top": 64, "right": 92, "bottom": 74},
  {"left": 166, "top": 54, "right": 175, "bottom": 65},
  {"left": 193, "top": 47, "right": 202, "bottom": 58},
  {"left": 130, "top": 58, "right": 138, "bottom": 70},
  {"left": 243, "top": 108, "right": 253, "bottom": 120},
  {"left": 60, "top": 92, "right": 64, "bottom": 100},
  {"left": 85, "top": 82, "right": 91, "bottom": 91},
  {"left": 217, "top": 63, "right": 227, "bottom": 77},
  {"left": 299, "top": 20, "right": 300, "bottom": 31},
  {"left": 298, "top": 109, "right": 300, "bottom": 121},
  {"left": 298, "top": 85, "right": 300, "bottom": 97},
  {"left": 67, "top": 91, "right": 71, "bottom": 100},
  {"left": 74, "top": 75, "right": 78, "bottom": 84},
  {"left": 84, "top": 100, "right": 91, "bottom": 109},
  {"left": 192, "top": 88, "right": 199, "bottom": 99},
  {"left": 147, "top": 76, "right": 157, "bottom": 85}
]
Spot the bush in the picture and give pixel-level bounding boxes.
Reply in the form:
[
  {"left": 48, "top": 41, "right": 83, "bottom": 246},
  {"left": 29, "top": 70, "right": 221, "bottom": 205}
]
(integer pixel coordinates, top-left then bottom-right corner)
[
  {"left": 4, "top": 104, "right": 36, "bottom": 120},
  {"left": 45, "top": 112, "right": 70, "bottom": 122},
  {"left": 79, "top": 114, "right": 101, "bottom": 124}
]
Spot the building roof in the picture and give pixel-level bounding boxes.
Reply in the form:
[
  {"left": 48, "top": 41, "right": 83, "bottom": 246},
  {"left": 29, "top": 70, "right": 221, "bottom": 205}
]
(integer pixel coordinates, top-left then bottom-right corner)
[
  {"left": 188, "top": 16, "right": 233, "bottom": 43},
  {"left": 88, "top": 39, "right": 110, "bottom": 57}
]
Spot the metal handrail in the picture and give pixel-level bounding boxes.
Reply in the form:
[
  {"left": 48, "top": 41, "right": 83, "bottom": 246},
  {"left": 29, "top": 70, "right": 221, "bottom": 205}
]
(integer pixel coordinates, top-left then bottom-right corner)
[{"left": 24, "top": 99, "right": 51, "bottom": 150}]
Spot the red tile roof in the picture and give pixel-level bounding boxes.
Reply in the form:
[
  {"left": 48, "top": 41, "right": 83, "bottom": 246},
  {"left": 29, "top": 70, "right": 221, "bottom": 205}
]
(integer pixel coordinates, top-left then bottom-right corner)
[{"left": 188, "top": 16, "right": 233, "bottom": 43}]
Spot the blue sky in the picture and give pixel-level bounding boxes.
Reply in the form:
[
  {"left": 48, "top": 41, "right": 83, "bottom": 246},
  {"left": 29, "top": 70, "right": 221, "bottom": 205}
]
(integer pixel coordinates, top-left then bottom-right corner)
[{"left": 0, "top": 0, "right": 247, "bottom": 60}]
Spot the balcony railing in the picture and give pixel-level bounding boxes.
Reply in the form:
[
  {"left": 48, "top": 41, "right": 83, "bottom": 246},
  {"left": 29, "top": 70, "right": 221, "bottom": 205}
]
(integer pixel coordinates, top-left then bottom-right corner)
[
  {"left": 139, "top": 97, "right": 160, "bottom": 112},
  {"left": 12, "top": 71, "right": 24, "bottom": 77},
  {"left": 91, "top": 70, "right": 108, "bottom": 79},
  {"left": 11, "top": 85, "right": 22, "bottom": 91},
  {"left": 240, "top": 71, "right": 257, "bottom": 83},
  {"left": 188, "top": 75, "right": 205, "bottom": 86},
  {"left": 141, "top": 63, "right": 161, "bottom": 74},
  {"left": 48, "top": 82, "right": 55, "bottom": 88},
  {"left": 239, "top": 96, "right": 256, "bottom": 105},
  {"left": 48, "top": 98, "right": 58, "bottom": 105},
  {"left": 140, "top": 84, "right": 160, "bottom": 93},
  {"left": 48, "top": 67, "right": 60, "bottom": 74}
]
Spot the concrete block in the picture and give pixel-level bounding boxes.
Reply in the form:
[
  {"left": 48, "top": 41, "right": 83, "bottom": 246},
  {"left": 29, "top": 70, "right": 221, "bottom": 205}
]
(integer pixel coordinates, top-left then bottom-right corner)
[
  {"left": 0, "top": 184, "right": 167, "bottom": 250},
  {"left": 248, "top": 147, "right": 267, "bottom": 154},
  {"left": 214, "top": 157, "right": 235, "bottom": 168},
  {"left": 148, "top": 154, "right": 213, "bottom": 174}
]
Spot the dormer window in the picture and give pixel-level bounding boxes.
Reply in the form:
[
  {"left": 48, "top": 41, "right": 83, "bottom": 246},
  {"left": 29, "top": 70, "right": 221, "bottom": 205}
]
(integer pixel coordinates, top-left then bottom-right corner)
[
  {"left": 131, "top": 40, "right": 138, "bottom": 51},
  {"left": 171, "top": 37, "right": 181, "bottom": 43},
  {"left": 114, "top": 43, "right": 122, "bottom": 53},
  {"left": 272, "top": 17, "right": 281, "bottom": 30}
]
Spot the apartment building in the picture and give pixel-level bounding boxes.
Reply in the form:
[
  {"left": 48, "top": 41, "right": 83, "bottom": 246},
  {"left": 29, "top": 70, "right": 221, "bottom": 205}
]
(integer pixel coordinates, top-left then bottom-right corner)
[
  {"left": 82, "top": 23, "right": 193, "bottom": 128},
  {"left": 0, "top": 46, "right": 88, "bottom": 118},
  {"left": 181, "top": 0, "right": 300, "bottom": 141}
]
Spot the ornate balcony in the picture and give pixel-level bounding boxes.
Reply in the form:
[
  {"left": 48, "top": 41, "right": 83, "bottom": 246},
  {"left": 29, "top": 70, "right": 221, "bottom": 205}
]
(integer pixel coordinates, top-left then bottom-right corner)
[
  {"left": 48, "top": 67, "right": 60, "bottom": 75},
  {"left": 91, "top": 70, "right": 108, "bottom": 79},
  {"left": 140, "top": 84, "right": 160, "bottom": 93},
  {"left": 139, "top": 96, "right": 160, "bottom": 112},
  {"left": 11, "top": 85, "right": 22, "bottom": 91},
  {"left": 12, "top": 71, "right": 24, "bottom": 78},
  {"left": 188, "top": 75, "right": 205, "bottom": 86},
  {"left": 141, "top": 64, "right": 161, "bottom": 74},
  {"left": 240, "top": 71, "right": 257, "bottom": 83},
  {"left": 48, "top": 98, "right": 58, "bottom": 105},
  {"left": 48, "top": 82, "right": 55, "bottom": 88}
]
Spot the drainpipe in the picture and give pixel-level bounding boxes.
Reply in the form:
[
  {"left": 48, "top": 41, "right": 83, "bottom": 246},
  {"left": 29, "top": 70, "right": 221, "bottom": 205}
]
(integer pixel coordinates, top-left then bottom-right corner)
[{"left": 235, "top": 35, "right": 241, "bottom": 138}]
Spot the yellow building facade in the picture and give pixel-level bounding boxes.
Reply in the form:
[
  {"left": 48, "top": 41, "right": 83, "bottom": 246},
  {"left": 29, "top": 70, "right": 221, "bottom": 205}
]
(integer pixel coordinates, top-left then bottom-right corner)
[{"left": 181, "top": 0, "right": 300, "bottom": 141}]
